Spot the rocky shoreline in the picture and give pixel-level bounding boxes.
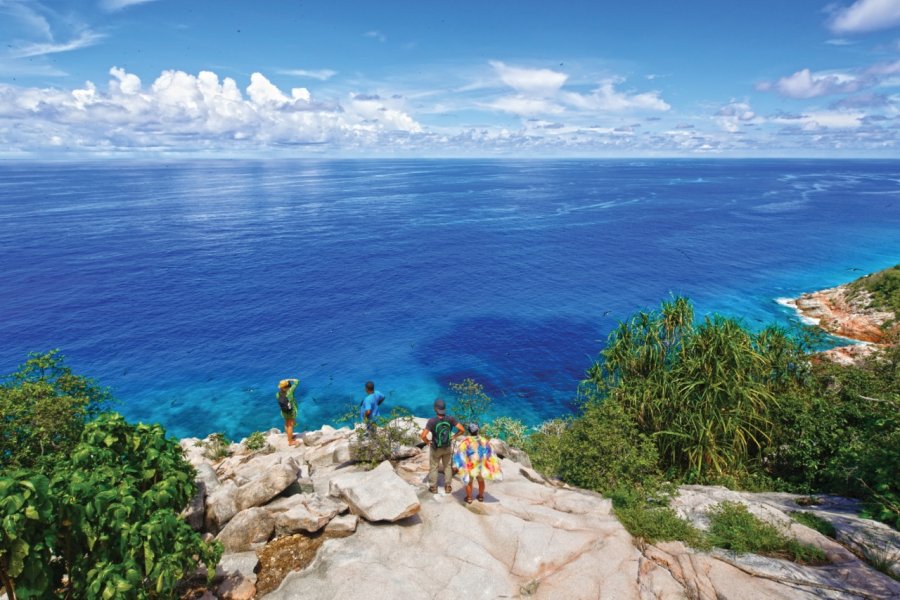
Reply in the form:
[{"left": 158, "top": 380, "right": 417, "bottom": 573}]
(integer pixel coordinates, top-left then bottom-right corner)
[
  {"left": 781, "top": 277, "right": 895, "bottom": 365},
  {"left": 177, "top": 422, "right": 900, "bottom": 600}
]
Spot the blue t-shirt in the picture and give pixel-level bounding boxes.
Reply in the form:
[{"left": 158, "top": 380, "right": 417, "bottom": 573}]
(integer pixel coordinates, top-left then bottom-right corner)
[{"left": 360, "top": 391, "right": 384, "bottom": 421}]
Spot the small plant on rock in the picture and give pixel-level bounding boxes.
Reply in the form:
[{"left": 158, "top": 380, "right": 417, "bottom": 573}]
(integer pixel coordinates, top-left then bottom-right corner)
[
  {"left": 349, "top": 408, "right": 421, "bottom": 469},
  {"left": 243, "top": 430, "right": 270, "bottom": 452},
  {"left": 203, "top": 432, "right": 231, "bottom": 461},
  {"left": 448, "top": 378, "right": 492, "bottom": 427},
  {"left": 707, "top": 502, "right": 827, "bottom": 564}
]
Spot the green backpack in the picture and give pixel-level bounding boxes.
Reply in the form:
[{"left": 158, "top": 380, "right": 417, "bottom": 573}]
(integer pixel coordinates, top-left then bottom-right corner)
[{"left": 434, "top": 420, "right": 453, "bottom": 448}]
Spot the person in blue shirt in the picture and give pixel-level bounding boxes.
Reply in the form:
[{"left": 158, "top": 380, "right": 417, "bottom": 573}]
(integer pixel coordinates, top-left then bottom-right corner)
[{"left": 359, "top": 380, "right": 385, "bottom": 432}]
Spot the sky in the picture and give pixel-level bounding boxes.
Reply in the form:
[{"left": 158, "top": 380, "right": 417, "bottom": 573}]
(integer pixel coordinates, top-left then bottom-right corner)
[{"left": 2, "top": 0, "right": 900, "bottom": 157}]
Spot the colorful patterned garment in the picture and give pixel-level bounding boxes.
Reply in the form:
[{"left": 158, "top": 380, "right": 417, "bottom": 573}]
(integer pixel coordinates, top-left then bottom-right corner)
[{"left": 452, "top": 435, "right": 503, "bottom": 484}]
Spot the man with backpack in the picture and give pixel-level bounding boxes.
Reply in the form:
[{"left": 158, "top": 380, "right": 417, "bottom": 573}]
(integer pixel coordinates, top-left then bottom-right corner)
[
  {"left": 420, "top": 398, "right": 465, "bottom": 494},
  {"left": 359, "top": 380, "right": 385, "bottom": 433}
]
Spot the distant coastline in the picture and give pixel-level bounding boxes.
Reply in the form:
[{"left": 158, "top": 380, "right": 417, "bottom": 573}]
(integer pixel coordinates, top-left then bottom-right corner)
[{"left": 780, "top": 265, "right": 898, "bottom": 365}]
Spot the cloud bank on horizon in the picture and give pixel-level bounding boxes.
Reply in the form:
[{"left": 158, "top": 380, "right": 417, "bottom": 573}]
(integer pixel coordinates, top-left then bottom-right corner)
[{"left": 1, "top": 0, "right": 899, "bottom": 157}]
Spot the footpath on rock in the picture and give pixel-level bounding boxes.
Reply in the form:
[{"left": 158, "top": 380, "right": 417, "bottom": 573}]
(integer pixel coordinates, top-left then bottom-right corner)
[{"left": 178, "top": 420, "right": 900, "bottom": 600}]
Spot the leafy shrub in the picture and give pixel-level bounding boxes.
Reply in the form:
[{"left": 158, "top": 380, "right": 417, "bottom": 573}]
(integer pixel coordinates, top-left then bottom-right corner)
[
  {"left": 556, "top": 397, "right": 660, "bottom": 494},
  {"left": 202, "top": 432, "right": 232, "bottom": 461},
  {"left": 847, "top": 264, "right": 900, "bottom": 320},
  {"left": 349, "top": 408, "right": 421, "bottom": 468},
  {"left": 0, "top": 350, "right": 111, "bottom": 472},
  {"left": 707, "top": 502, "right": 826, "bottom": 564},
  {"left": 243, "top": 431, "right": 269, "bottom": 452},
  {"left": 448, "top": 378, "right": 492, "bottom": 428},
  {"left": 483, "top": 416, "right": 529, "bottom": 448},
  {"left": 522, "top": 418, "right": 569, "bottom": 477},
  {"left": 790, "top": 512, "right": 836, "bottom": 538},
  {"left": 0, "top": 413, "right": 222, "bottom": 599}
]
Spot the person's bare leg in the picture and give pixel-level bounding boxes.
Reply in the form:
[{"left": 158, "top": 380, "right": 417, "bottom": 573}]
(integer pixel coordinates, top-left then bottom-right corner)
[
  {"left": 465, "top": 481, "right": 473, "bottom": 503},
  {"left": 286, "top": 418, "right": 296, "bottom": 446},
  {"left": 477, "top": 477, "right": 485, "bottom": 501}
]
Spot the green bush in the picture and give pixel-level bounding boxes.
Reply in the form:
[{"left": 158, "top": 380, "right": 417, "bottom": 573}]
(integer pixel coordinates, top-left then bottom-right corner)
[
  {"left": 707, "top": 502, "right": 826, "bottom": 564},
  {"left": 243, "top": 431, "right": 269, "bottom": 452},
  {"left": 0, "top": 472, "right": 57, "bottom": 599},
  {"left": 556, "top": 397, "right": 660, "bottom": 494},
  {"left": 202, "top": 432, "right": 232, "bottom": 461},
  {"left": 483, "top": 416, "right": 529, "bottom": 448},
  {"left": 348, "top": 408, "right": 421, "bottom": 468},
  {"left": 790, "top": 512, "right": 836, "bottom": 538},
  {"left": 0, "top": 351, "right": 111, "bottom": 472},
  {"left": 522, "top": 418, "right": 569, "bottom": 477},
  {"left": 448, "top": 378, "right": 492, "bottom": 428},
  {"left": 847, "top": 264, "right": 900, "bottom": 319}
]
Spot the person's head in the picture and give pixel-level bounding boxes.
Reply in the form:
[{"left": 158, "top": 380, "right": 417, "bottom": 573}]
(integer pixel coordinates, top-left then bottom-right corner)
[
  {"left": 467, "top": 422, "right": 479, "bottom": 436},
  {"left": 433, "top": 398, "right": 446, "bottom": 417},
  {"left": 279, "top": 379, "right": 291, "bottom": 390},
  {"left": 365, "top": 381, "right": 375, "bottom": 393}
]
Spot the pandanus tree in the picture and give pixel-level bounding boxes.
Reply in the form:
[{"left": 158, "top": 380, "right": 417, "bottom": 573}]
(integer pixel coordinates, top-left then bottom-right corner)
[{"left": 584, "top": 298, "right": 806, "bottom": 480}]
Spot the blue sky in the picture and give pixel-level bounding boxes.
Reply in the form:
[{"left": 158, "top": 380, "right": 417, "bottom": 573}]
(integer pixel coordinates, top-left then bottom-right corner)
[{"left": 2, "top": 0, "right": 900, "bottom": 157}]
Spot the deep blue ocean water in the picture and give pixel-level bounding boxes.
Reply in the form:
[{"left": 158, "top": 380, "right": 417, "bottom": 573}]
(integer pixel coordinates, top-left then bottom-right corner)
[{"left": 1, "top": 160, "right": 897, "bottom": 439}]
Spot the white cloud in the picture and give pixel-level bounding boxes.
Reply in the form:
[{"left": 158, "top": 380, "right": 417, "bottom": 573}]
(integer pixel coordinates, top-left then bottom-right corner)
[
  {"left": 715, "top": 100, "right": 759, "bottom": 132},
  {"left": 276, "top": 68, "right": 337, "bottom": 81},
  {"left": 486, "top": 95, "right": 564, "bottom": 116},
  {"left": 10, "top": 30, "right": 105, "bottom": 58},
  {"left": 762, "top": 68, "right": 862, "bottom": 99},
  {"left": 490, "top": 61, "right": 568, "bottom": 96},
  {"left": 0, "top": 67, "right": 422, "bottom": 153},
  {"left": 830, "top": 0, "right": 900, "bottom": 34},
  {"left": 561, "top": 80, "right": 670, "bottom": 112},
  {"left": 772, "top": 110, "right": 866, "bottom": 129},
  {"left": 101, "top": 0, "right": 158, "bottom": 11}
]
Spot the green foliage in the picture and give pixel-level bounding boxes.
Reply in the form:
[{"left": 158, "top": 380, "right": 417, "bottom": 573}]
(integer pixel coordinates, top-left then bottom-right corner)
[
  {"left": 448, "top": 378, "right": 492, "bottom": 428},
  {"left": 707, "top": 502, "right": 826, "bottom": 564},
  {"left": 52, "top": 413, "right": 222, "bottom": 599},
  {"left": 0, "top": 472, "right": 58, "bottom": 600},
  {"left": 847, "top": 264, "right": 900, "bottom": 319},
  {"left": 521, "top": 418, "right": 569, "bottom": 477},
  {"left": 609, "top": 485, "right": 707, "bottom": 548},
  {"left": 585, "top": 298, "right": 809, "bottom": 480},
  {"left": 1, "top": 351, "right": 222, "bottom": 600},
  {"left": 0, "top": 350, "right": 111, "bottom": 473},
  {"left": 556, "top": 397, "right": 660, "bottom": 494},
  {"left": 482, "top": 416, "right": 529, "bottom": 448},
  {"left": 202, "top": 432, "right": 232, "bottom": 461},
  {"left": 349, "top": 407, "right": 421, "bottom": 468},
  {"left": 243, "top": 431, "right": 269, "bottom": 452},
  {"left": 790, "top": 512, "right": 836, "bottom": 538},
  {"left": 768, "top": 344, "right": 900, "bottom": 528}
]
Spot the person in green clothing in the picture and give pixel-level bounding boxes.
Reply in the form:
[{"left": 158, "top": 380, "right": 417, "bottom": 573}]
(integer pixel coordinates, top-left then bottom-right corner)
[{"left": 277, "top": 378, "right": 300, "bottom": 446}]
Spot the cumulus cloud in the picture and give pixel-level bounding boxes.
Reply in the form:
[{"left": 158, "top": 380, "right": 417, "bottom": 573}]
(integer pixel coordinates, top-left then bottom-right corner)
[
  {"left": 490, "top": 61, "right": 569, "bottom": 95},
  {"left": 759, "top": 59, "right": 900, "bottom": 99},
  {"left": 715, "top": 100, "right": 759, "bottom": 132},
  {"left": 487, "top": 62, "right": 669, "bottom": 117},
  {"left": 830, "top": 0, "right": 900, "bottom": 34},
  {"left": 0, "top": 67, "right": 422, "bottom": 153}
]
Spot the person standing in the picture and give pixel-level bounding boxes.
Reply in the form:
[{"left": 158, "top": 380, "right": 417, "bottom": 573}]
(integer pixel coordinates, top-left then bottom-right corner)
[
  {"left": 453, "top": 423, "right": 503, "bottom": 504},
  {"left": 277, "top": 378, "right": 300, "bottom": 446},
  {"left": 359, "top": 380, "right": 385, "bottom": 433},
  {"left": 420, "top": 398, "right": 465, "bottom": 494}
]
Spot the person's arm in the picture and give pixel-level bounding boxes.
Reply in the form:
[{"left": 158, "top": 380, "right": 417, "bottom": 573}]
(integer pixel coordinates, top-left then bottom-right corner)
[
  {"left": 452, "top": 421, "right": 465, "bottom": 440},
  {"left": 419, "top": 428, "right": 430, "bottom": 443}
]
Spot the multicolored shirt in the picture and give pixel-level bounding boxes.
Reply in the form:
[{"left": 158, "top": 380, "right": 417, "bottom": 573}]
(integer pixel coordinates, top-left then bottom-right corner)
[{"left": 452, "top": 435, "right": 503, "bottom": 484}]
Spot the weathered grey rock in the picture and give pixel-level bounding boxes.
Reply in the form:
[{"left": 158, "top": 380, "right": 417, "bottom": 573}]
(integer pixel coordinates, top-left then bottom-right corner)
[
  {"left": 389, "top": 445, "right": 420, "bottom": 460},
  {"left": 216, "top": 551, "right": 259, "bottom": 581},
  {"left": 183, "top": 485, "right": 206, "bottom": 531},
  {"left": 328, "top": 461, "right": 420, "bottom": 522},
  {"left": 235, "top": 463, "right": 298, "bottom": 511},
  {"left": 196, "top": 462, "right": 221, "bottom": 495},
  {"left": 205, "top": 480, "right": 239, "bottom": 532},
  {"left": 489, "top": 438, "right": 511, "bottom": 458},
  {"left": 217, "top": 577, "right": 255, "bottom": 600},
  {"left": 216, "top": 508, "right": 275, "bottom": 552},
  {"left": 306, "top": 438, "right": 352, "bottom": 467},
  {"left": 507, "top": 447, "right": 533, "bottom": 468},
  {"left": 297, "top": 477, "right": 315, "bottom": 493},
  {"left": 274, "top": 495, "right": 345, "bottom": 535},
  {"left": 180, "top": 438, "right": 209, "bottom": 468},
  {"left": 324, "top": 513, "right": 358, "bottom": 534}
]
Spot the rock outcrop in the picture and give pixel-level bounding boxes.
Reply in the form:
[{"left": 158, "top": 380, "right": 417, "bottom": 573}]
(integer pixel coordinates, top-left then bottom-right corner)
[{"left": 180, "top": 422, "right": 899, "bottom": 600}]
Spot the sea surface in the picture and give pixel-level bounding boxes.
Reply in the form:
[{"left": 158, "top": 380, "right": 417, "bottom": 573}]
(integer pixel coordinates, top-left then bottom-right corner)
[{"left": 1, "top": 159, "right": 897, "bottom": 439}]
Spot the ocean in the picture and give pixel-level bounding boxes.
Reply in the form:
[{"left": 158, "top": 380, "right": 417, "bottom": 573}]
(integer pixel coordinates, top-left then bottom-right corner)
[{"left": 1, "top": 159, "right": 897, "bottom": 439}]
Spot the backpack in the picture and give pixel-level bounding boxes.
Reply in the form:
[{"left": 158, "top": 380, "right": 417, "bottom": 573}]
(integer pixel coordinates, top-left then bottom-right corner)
[
  {"left": 277, "top": 390, "right": 291, "bottom": 413},
  {"left": 433, "top": 419, "right": 453, "bottom": 448}
]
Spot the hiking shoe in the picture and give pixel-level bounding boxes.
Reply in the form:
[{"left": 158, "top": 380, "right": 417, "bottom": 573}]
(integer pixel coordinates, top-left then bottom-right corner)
[
  {"left": 445, "top": 484, "right": 452, "bottom": 493},
  {"left": 428, "top": 485, "right": 438, "bottom": 494}
]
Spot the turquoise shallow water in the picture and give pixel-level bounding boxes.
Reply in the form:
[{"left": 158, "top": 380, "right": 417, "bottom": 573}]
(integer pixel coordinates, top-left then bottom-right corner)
[{"left": 0, "top": 159, "right": 897, "bottom": 438}]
